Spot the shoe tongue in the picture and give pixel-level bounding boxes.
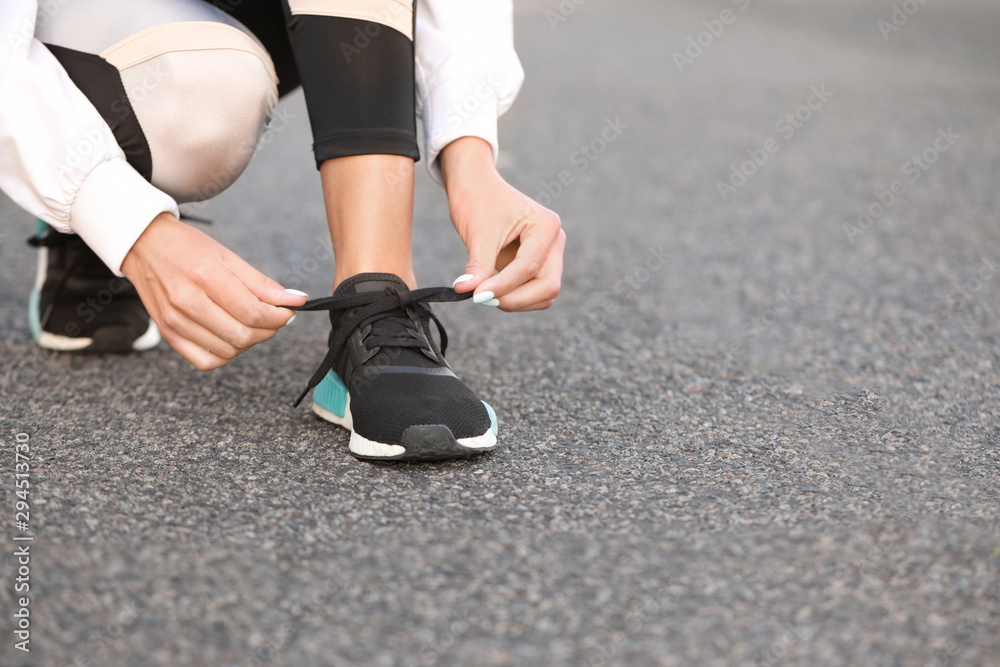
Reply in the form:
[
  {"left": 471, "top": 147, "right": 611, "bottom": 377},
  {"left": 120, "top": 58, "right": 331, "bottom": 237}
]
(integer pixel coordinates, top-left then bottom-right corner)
[
  {"left": 331, "top": 273, "right": 439, "bottom": 368},
  {"left": 334, "top": 273, "right": 409, "bottom": 297}
]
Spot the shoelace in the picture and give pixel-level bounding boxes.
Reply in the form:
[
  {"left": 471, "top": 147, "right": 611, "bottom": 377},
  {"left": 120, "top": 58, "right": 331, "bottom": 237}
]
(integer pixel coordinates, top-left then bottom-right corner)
[{"left": 290, "top": 286, "right": 473, "bottom": 407}]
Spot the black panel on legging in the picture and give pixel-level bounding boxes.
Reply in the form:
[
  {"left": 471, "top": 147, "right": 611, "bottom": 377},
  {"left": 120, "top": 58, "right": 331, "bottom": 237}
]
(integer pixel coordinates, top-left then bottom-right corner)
[
  {"left": 281, "top": 11, "right": 419, "bottom": 167},
  {"left": 44, "top": 44, "right": 153, "bottom": 181}
]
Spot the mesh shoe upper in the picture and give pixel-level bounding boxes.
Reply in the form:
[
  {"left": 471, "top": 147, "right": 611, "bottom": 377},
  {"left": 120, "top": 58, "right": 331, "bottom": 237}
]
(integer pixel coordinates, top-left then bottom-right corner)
[
  {"left": 350, "top": 373, "right": 491, "bottom": 443},
  {"left": 293, "top": 273, "right": 492, "bottom": 445},
  {"left": 29, "top": 225, "right": 153, "bottom": 347}
]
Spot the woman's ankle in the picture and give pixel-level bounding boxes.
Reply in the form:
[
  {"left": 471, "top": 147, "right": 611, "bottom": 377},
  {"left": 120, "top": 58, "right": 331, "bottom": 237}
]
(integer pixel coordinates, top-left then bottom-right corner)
[{"left": 334, "top": 266, "right": 417, "bottom": 291}]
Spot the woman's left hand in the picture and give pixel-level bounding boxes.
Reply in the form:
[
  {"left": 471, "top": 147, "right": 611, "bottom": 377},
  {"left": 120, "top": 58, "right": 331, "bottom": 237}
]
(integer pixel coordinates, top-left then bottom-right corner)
[{"left": 440, "top": 137, "right": 565, "bottom": 312}]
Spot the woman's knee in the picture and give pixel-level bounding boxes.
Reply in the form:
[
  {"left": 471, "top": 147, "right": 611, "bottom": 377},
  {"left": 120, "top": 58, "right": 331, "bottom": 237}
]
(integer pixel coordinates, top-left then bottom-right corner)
[
  {"left": 106, "top": 24, "right": 278, "bottom": 202},
  {"left": 36, "top": 0, "right": 278, "bottom": 202}
]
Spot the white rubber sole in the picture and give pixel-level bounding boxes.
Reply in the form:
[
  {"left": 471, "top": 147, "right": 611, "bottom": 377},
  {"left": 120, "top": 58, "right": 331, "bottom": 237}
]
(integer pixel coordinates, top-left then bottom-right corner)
[
  {"left": 32, "top": 316, "right": 161, "bottom": 352},
  {"left": 312, "top": 393, "right": 498, "bottom": 460}
]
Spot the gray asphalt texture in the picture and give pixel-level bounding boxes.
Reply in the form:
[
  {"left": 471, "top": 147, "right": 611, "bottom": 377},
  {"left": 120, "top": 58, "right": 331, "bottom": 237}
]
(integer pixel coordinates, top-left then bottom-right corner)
[{"left": 2, "top": 1, "right": 1000, "bottom": 665}]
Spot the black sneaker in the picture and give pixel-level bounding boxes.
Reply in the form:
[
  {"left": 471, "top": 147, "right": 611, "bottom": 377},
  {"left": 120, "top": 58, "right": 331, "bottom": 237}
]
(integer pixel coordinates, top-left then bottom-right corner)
[
  {"left": 291, "top": 273, "right": 498, "bottom": 461},
  {"left": 28, "top": 221, "right": 160, "bottom": 352}
]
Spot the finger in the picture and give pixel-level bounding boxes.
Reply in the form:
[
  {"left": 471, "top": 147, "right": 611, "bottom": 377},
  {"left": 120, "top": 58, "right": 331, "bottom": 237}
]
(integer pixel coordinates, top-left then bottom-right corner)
[
  {"left": 453, "top": 223, "right": 502, "bottom": 294},
  {"left": 457, "top": 238, "right": 519, "bottom": 294},
  {"left": 160, "top": 327, "right": 234, "bottom": 371},
  {"left": 508, "top": 299, "right": 555, "bottom": 312},
  {"left": 159, "top": 298, "right": 245, "bottom": 359},
  {"left": 198, "top": 259, "right": 297, "bottom": 331},
  {"left": 477, "top": 213, "right": 561, "bottom": 300},
  {"left": 222, "top": 248, "right": 308, "bottom": 308},
  {"left": 494, "top": 229, "right": 565, "bottom": 312},
  {"left": 171, "top": 287, "right": 282, "bottom": 354}
]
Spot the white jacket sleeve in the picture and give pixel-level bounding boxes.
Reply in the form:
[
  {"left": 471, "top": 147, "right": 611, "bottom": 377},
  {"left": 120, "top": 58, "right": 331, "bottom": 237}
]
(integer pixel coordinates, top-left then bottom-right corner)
[
  {"left": 0, "top": 0, "right": 177, "bottom": 275},
  {"left": 415, "top": 0, "right": 525, "bottom": 184}
]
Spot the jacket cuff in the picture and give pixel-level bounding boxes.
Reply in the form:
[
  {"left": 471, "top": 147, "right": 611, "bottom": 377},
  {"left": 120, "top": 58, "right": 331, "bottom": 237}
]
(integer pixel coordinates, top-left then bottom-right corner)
[
  {"left": 421, "top": 72, "right": 501, "bottom": 185},
  {"left": 69, "top": 158, "right": 178, "bottom": 276}
]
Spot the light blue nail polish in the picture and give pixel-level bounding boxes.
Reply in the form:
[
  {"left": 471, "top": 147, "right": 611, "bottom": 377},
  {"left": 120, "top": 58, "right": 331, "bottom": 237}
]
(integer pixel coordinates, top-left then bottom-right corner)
[
  {"left": 286, "top": 314, "right": 297, "bottom": 326},
  {"left": 452, "top": 274, "right": 473, "bottom": 288},
  {"left": 472, "top": 291, "right": 495, "bottom": 305},
  {"left": 481, "top": 298, "right": 500, "bottom": 308}
]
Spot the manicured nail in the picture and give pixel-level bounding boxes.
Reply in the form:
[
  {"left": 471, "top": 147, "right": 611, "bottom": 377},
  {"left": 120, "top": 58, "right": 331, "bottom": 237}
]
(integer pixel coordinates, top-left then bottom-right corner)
[
  {"left": 472, "top": 291, "right": 495, "bottom": 305},
  {"left": 452, "top": 274, "right": 473, "bottom": 288},
  {"left": 481, "top": 298, "right": 500, "bottom": 308},
  {"left": 284, "top": 289, "right": 305, "bottom": 326}
]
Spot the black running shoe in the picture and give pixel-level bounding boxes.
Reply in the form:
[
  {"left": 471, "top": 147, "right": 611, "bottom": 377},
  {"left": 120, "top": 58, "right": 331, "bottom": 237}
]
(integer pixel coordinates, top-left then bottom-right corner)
[
  {"left": 291, "top": 273, "right": 498, "bottom": 461},
  {"left": 27, "top": 221, "right": 160, "bottom": 352}
]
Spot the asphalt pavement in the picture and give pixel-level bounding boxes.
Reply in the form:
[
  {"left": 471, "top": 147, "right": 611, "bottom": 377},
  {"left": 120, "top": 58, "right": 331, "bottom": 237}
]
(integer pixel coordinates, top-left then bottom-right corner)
[{"left": 1, "top": 0, "right": 999, "bottom": 665}]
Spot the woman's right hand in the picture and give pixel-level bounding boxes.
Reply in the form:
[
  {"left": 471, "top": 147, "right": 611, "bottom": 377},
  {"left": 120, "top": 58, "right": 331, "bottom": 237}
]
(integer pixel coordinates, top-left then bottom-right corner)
[{"left": 120, "top": 212, "right": 306, "bottom": 370}]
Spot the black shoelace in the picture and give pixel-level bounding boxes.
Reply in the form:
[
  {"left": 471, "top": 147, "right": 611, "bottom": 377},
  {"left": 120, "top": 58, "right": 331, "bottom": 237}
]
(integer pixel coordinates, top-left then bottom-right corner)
[{"left": 290, "top": 286, "right": 473, "bottom": 407}]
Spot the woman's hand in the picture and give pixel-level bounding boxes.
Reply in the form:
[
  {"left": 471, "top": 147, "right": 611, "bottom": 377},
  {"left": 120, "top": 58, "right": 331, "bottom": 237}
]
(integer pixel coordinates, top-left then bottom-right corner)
[
  {"left": 120, "top": 212, "right": 306, "bottom": 370},
  {"left": 440, "top": 137, "right": 565, "bottom": 312}
]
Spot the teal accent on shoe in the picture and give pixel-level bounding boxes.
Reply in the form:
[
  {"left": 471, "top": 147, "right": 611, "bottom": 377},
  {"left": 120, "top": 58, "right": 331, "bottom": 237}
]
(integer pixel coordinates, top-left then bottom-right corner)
[
  {"left": 314, "top": 370, "right": 348, "bottom": 418},
  {"left": 482, "top": 401, "right": 498, "bottom": 437},
  {"left": 28, "top": 290, "right": 42, "bottom": 341},
  {"left": 35, "top": 219, "right": 49, "bottom": 236}
]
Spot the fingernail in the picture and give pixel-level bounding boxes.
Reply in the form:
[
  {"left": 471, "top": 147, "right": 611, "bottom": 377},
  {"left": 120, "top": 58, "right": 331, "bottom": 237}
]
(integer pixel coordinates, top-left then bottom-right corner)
[
  {"left": 452, "top": 274, "right": 473, "bottom": 288},
  {"left": 283, "top": 289, "right": 304, "bottom": 326},
  {"left": 481, "top": 298, "right": 500, "bottom": 308},
  {"left": 472, "top": 291, "right": 495, "bottom": 305}
]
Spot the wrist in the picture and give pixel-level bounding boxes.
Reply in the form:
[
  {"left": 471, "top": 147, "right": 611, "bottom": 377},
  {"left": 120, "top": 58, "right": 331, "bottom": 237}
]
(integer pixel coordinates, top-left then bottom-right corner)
[
  {"left": 121, "top": 211, "right": 179, "bottom": 277},
  {"left": 439, "top": 137, "right": 500, "bottom": 194}
]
